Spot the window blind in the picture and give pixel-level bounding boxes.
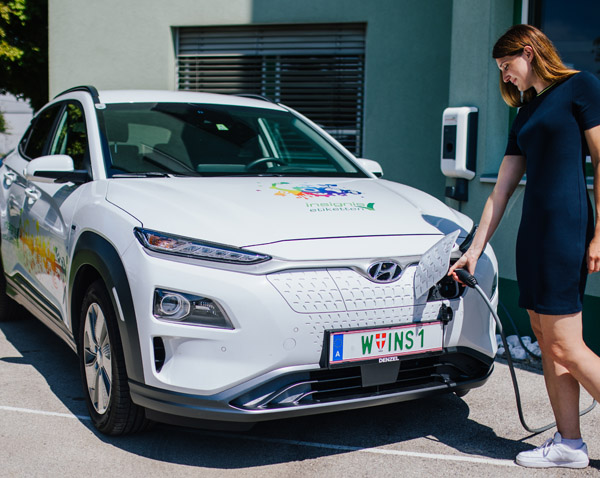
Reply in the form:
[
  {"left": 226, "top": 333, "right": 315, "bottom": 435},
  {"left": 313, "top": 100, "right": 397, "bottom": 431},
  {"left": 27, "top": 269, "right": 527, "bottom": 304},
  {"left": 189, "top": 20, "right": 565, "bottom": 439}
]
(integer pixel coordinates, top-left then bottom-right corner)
[{"left": 176, "top": 24, "right": 366, "bottom": 155}]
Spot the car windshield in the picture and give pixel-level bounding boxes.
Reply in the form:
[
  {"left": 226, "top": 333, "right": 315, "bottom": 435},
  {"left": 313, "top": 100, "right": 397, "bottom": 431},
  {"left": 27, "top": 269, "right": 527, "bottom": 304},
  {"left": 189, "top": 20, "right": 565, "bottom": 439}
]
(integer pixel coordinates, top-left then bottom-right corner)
[{"left": 98, "top": 102, "right": 367, "bottom": 178}]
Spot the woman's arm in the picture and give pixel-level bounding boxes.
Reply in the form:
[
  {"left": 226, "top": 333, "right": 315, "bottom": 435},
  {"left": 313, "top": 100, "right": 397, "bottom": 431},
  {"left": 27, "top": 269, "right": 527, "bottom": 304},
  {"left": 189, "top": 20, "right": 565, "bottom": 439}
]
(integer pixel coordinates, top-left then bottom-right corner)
[
  {"left": 448, "top": 154, "right": 526, "bottom": 279},
  {"left": 585, "top": 124, "right": 600, "bottom": 273}
]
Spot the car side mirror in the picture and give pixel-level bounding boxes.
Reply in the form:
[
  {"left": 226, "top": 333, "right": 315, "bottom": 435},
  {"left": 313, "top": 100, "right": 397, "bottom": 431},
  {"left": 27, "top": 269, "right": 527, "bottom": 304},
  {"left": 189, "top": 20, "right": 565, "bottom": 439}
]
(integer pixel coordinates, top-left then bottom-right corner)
[
  {"left": 357, "top": 158, "right": 383, "bottom": 178},
  {"left": 25, "top": 155, "right": 89, "bottom": 184}
]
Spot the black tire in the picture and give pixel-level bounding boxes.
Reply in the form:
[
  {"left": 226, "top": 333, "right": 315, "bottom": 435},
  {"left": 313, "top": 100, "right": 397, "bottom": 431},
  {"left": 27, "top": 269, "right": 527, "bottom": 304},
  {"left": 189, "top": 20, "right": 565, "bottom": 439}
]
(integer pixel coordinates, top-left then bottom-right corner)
[{"left": 78, "top": 280, "right": 149, "bottom": 435}]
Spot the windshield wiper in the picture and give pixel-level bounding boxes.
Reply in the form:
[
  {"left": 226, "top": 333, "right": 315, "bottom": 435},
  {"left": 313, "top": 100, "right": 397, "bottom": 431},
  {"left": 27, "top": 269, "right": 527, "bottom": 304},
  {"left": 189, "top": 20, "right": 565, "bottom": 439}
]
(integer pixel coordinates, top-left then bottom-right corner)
[
  {"left": 112, "top": 172, "right": 172, "bottom": 178},
  {"left": 209, "top": 168, "right": 316, "bottom": 178}
]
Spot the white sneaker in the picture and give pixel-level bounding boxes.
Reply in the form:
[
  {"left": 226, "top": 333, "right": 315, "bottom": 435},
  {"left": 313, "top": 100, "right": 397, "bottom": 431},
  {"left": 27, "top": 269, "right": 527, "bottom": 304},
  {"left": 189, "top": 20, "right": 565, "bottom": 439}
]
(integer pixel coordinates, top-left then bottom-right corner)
[{"left": 516, "top": 432, "right": 589, "bottom": 468}]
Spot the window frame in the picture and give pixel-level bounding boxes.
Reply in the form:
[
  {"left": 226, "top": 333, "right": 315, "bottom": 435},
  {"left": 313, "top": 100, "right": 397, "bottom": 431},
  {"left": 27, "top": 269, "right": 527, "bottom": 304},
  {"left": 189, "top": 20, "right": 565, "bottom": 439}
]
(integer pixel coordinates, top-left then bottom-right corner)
[
  {"left": 20, "top": 102, "right": 65, "bottom": 161},
  {"left": 47, "top": 101, "right": 90, "bottom": 171}
]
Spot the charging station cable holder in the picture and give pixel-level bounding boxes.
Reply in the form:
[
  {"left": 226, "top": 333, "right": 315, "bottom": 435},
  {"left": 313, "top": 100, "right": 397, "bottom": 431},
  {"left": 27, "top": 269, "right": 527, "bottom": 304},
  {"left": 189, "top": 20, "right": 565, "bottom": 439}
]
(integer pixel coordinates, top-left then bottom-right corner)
[
  {"left": 441, "top": 106, "right": 478, "bottom": 202},
  {"left": 445, "top": 178, "right": 469, "bottom": 202}
]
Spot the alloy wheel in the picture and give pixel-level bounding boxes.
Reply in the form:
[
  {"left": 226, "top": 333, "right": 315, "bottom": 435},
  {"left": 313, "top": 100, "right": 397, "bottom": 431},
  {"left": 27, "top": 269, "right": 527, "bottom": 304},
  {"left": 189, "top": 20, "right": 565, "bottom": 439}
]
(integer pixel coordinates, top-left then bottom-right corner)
[{"left": 83, "top": 303, "right": 112, "bottom": 414}]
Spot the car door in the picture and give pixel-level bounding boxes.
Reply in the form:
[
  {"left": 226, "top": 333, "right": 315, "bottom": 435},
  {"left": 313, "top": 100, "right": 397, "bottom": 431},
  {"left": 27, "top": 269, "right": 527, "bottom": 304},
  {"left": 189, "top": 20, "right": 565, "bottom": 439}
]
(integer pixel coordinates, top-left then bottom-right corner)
[
  {"left": 0, "top": 104, "right": 63, "bottom": 290},
  {"left": 18, "top": 101, "right": 89, "bottom": 321}
]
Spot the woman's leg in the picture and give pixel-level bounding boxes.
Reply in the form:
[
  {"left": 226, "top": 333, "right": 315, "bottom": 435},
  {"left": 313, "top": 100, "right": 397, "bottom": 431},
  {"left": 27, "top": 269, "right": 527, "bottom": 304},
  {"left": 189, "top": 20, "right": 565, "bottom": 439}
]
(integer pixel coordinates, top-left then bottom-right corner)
[
  {"left": 528, "top": 310, "right": 582, "bottom": 439},
  {"left": 537, "top": 311, "right": 600, "bottom": 408}
]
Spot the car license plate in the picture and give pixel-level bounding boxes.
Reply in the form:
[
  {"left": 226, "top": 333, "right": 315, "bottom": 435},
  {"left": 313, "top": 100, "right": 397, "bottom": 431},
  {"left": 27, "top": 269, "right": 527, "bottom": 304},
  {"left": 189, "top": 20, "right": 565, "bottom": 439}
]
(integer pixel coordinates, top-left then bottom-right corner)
[{"left": 329, "top": 322, "right": 443, "bottom": 366}]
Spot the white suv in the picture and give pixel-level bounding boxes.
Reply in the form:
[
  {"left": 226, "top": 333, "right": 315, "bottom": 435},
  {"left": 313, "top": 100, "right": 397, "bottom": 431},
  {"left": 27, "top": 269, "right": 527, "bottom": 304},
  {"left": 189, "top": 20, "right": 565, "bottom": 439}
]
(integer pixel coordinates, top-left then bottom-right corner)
[{"left": 0, "top": 86, "right": 498, "bottom": 434}]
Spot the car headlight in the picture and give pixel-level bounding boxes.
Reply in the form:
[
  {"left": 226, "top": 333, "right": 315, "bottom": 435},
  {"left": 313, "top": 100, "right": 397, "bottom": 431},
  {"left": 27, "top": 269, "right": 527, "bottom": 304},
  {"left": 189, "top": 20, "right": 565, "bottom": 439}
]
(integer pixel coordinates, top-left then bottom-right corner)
[
  {"left": 134, "top": 228, "right": 271, "bottom": 264},
  {"left": 153, "top": 288, "right": 233, "bottom": 328}
]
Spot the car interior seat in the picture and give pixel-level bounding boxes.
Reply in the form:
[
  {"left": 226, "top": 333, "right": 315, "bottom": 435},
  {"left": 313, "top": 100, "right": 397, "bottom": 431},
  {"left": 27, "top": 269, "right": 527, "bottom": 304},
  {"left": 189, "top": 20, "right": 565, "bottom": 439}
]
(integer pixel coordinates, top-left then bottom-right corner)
[{"left": 105, "top": 120, "right": 141, "bottom": 172}]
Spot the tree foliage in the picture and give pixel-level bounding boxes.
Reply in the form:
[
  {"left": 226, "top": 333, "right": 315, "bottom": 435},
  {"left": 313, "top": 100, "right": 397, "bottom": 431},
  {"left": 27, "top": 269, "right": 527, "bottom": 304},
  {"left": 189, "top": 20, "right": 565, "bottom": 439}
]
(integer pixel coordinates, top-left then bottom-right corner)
[{"left": 0, "top": 0, "right": 48, "bottom": 111}]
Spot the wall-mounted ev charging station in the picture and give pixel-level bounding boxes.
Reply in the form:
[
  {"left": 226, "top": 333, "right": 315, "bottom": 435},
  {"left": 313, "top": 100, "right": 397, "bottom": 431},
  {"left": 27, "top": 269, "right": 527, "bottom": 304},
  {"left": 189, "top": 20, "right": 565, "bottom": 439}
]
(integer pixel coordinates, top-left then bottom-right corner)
[{"left": 441, "top": 106, "right": 478, "bottom": 202}]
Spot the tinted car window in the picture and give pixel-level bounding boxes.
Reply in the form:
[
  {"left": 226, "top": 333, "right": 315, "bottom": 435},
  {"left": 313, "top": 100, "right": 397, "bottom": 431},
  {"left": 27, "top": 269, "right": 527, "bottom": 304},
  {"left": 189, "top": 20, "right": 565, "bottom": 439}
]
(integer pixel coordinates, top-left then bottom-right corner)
[
  {"left": 23, "top": 104, "right": 63, "bottom": 160},
  {"left": 19, "top": 125, "right": 33, "bottom": 154},
  {"left": 49, "top": 102, "right": 89, "bottom": 170},
  {"left": 98, "top": 103, "right": 366, "bottom": 178}
]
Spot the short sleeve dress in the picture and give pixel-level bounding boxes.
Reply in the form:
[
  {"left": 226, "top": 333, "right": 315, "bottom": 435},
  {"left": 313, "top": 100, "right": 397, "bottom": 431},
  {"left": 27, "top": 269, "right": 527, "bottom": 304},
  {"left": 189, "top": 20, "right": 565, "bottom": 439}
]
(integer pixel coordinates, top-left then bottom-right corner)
[{"left": 505, "top": 71, "right": 600, "bottom": 315}]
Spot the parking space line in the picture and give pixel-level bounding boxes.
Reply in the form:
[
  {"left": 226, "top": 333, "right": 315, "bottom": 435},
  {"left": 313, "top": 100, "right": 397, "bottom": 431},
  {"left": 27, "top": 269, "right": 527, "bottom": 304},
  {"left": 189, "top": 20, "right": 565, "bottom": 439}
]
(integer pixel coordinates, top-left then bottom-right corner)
[
  {"left": 206, "top": 432, "right": 518, "bottom": 468},
  {"left": 0, "top": 405, "right": 91, "bottom": 421},
  {"left": 0, "top": 405, "right": 516, "bottom": 467}
]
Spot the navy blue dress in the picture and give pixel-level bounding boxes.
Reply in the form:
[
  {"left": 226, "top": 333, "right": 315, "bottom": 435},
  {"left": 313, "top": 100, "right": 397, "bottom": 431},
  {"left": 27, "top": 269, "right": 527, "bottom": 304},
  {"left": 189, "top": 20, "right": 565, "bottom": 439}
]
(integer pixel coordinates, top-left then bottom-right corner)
[{"left": 505, "top": 72, "right": 600, "bottom": 314}]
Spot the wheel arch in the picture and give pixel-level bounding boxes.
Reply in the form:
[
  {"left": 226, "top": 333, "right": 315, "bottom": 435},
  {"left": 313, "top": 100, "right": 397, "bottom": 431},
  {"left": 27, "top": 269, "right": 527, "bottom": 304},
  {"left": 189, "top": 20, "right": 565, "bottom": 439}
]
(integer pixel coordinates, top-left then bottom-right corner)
[{"left": 70, "top": 231, "right": 144, "bottom": 382}]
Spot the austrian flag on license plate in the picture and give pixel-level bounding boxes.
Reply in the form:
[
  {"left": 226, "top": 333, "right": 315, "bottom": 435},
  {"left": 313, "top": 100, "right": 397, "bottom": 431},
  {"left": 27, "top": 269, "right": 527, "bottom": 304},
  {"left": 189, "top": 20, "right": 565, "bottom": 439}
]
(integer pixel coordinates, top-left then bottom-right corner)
[{"left": 329, "top": 322, "right": 443, "bottom": 365}]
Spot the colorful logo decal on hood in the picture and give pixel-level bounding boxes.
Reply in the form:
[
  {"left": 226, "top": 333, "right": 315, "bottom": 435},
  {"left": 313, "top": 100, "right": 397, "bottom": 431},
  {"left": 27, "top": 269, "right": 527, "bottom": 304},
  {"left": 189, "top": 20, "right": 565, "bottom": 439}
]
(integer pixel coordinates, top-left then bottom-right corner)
[
  {"left": 305, "top": 201, "right": 375, "bottom": 212},
  {"left": 264, "top": 182, "right": 375, "bottom": 212},
  {"left": 270, "top": 182, "right": 362, "bottom": 198}
]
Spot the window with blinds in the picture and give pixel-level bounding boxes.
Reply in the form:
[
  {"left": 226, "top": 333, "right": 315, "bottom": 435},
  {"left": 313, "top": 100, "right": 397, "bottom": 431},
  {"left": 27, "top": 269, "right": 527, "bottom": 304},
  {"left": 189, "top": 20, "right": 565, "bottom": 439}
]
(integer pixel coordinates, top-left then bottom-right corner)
[{"left": 176, "top": 24, "right": 366, "bottom": 155}]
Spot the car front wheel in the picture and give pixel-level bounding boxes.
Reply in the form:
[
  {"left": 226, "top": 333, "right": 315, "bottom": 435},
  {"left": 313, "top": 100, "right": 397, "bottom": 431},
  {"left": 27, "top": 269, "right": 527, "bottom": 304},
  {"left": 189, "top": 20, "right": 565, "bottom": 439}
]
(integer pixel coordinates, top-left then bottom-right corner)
[{"left": 78, "top": 280, "right": 148, "bottom": 435}]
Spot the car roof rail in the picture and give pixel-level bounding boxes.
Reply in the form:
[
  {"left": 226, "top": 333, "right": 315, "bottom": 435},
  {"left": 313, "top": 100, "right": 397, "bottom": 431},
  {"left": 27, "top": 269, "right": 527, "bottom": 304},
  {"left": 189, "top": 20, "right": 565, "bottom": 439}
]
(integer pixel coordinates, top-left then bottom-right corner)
[
  {"left": 54, "top": 85, "right": 101, "bottom": 104},
  {"left": 235, "top": 93, "right": 275, "bottom": 103}
]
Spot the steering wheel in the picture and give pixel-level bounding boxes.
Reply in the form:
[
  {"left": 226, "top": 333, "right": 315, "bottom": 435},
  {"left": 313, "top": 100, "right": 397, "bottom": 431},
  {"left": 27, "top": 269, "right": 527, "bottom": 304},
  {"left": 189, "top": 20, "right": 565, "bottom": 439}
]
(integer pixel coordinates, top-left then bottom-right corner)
[{"left": 245, "top": 157, "right": 286, "bottom": 171}]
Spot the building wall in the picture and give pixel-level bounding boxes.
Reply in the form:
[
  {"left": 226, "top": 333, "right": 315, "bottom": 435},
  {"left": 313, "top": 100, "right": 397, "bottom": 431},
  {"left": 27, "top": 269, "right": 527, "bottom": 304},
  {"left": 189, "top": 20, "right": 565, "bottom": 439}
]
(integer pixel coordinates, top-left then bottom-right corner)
[
  {"left": 0, "top": 94, "right": 33, "bottom": 155},
  {"left": 446, "top": 0, "right": 515, "bottom": 276},
  {"left": 48, "top": 0, "right": 452, "bottom": 199}
]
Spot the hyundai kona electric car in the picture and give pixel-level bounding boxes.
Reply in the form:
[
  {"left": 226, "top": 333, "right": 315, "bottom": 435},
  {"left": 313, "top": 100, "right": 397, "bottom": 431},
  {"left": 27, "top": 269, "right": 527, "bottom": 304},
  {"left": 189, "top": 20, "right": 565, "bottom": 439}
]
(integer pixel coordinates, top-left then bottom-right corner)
[{"left": 0, "top": 86, "right": 498, "bottom": 434}]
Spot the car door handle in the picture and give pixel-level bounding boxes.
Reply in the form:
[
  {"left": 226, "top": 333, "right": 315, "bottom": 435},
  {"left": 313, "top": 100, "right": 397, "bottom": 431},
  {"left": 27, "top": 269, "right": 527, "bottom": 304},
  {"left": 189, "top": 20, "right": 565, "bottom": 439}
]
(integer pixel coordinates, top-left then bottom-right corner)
[
  {"left": 3, "top": 171, "right": 17, "bottom": 187},
  {"left": 24, "top": 187, "right": 41, "bottom": 204}
]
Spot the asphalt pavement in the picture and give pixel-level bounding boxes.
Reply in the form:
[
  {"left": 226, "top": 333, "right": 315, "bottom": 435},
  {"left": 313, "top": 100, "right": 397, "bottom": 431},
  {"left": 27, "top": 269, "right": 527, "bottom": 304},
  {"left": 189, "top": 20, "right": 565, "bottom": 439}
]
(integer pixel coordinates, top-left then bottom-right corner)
[{"left": 1, "top": 310, "right": 600, "bottom": 477}]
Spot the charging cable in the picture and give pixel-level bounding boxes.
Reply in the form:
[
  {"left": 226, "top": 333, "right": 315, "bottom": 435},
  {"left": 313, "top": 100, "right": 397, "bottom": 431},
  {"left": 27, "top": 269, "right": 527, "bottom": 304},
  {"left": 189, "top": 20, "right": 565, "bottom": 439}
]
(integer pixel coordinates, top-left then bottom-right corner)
[{"left": 454, "top": 269, "right": 597, "bottom": 434}]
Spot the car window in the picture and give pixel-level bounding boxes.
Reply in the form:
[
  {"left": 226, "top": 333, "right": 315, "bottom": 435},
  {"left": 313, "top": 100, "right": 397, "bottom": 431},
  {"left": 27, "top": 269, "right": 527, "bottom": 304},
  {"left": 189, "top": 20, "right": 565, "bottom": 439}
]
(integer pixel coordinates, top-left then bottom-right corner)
[
  {"left": 19, "top": 125, "right": 33, "bottom": 155},
  {"left": 49, "top": 102, "right": 89, "bottom": 170},
  {"left": 259, "top": 116, "right": 357, "bottom": 172},
  {"left": 23, "top": 104, "right": 63, "bottom": 160},
  {"left": 98, "top": 102, "right": 366, "bottom": 178}
]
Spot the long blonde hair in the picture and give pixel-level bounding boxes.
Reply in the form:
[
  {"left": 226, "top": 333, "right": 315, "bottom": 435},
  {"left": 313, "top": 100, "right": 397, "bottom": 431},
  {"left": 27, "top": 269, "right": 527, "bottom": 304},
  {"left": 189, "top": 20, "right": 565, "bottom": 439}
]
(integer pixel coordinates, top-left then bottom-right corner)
[{"left": 492, "top": 25, "right": 578, "bottom": 107}]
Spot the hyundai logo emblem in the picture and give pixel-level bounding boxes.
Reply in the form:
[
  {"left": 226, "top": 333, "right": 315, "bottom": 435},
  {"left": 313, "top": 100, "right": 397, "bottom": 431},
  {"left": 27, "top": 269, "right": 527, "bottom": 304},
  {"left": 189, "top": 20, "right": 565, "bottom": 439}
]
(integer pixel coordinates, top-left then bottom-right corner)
[{"left": 367, "top": 261, "right": 402, "bottom": 283}]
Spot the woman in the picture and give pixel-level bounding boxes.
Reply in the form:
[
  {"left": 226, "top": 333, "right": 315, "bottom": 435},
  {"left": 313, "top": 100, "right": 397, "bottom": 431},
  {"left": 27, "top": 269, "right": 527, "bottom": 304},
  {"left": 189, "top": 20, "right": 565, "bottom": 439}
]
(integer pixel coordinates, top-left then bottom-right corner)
[{"left": 449, "top": 24, "right": 600, "bottom": 469}]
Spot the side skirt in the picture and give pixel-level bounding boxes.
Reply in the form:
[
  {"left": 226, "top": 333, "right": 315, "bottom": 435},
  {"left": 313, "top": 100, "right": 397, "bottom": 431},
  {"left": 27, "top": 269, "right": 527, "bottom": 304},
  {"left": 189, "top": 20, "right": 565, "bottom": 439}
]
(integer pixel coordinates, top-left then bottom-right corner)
[{"left": 5, "top": 273, "right": 76, "bottom": 353}]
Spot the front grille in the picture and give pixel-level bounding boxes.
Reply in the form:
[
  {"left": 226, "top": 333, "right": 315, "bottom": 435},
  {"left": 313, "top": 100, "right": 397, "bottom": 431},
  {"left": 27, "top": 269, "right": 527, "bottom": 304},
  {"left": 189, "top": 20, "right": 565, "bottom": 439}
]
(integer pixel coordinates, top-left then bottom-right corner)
[
  {"left": 268, "top": 267, "right": 464, "bottom": 354},
  {"left": 232, "top": 349, "right": 492, "bottom": 411}
]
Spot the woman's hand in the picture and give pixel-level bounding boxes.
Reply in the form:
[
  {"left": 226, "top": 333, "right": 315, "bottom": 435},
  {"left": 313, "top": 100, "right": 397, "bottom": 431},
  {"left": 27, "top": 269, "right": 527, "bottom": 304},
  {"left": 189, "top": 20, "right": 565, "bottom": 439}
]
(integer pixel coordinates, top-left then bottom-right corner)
[
  {"left": 448, "top": 248, "right": 480, "bottom": 284},
  {"left": 588, "top": 236, "right": 600, "bottom": 273},
  {"left": 445, "top": 155, "right": 524, "bottom": 285}
]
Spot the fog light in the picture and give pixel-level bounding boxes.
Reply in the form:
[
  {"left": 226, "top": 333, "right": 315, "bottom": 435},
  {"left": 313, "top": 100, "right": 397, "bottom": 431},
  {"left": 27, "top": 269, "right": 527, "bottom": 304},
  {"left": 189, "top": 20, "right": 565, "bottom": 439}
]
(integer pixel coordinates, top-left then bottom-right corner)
[
  {"left": 153, "top": 289, "right": 233, "bottom": 329},
  {"left": 158, "top": 293, "right": 190, "bottom": 318}
]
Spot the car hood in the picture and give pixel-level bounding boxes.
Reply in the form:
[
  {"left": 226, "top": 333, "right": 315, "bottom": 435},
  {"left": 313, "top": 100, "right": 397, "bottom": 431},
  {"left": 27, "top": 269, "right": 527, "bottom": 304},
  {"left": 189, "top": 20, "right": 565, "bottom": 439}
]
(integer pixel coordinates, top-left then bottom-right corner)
[{"left": 106, "top": 177, "right": 470, "bottom": 248}]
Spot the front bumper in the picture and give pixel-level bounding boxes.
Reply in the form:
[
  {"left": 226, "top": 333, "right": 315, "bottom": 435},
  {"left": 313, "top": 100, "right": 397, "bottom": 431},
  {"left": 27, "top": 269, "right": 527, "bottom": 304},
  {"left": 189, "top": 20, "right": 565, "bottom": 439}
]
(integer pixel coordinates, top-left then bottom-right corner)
[
  {"left": 122, "top": 236, "right": 498, "bottom": 424},
  {"left": 130, "top": 346, "right": 493, "bottom": 425}
]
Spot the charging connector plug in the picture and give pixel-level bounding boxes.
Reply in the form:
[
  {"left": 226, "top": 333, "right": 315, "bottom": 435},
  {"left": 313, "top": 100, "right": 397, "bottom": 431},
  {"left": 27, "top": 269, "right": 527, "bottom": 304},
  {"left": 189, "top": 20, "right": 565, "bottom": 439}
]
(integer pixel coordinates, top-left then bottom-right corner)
[
  {"left": 438, "top": 303, "right": 453, "bottom": 324},
  {"left": 454, "top": 269, "right": 478, "bottom": 288}
]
